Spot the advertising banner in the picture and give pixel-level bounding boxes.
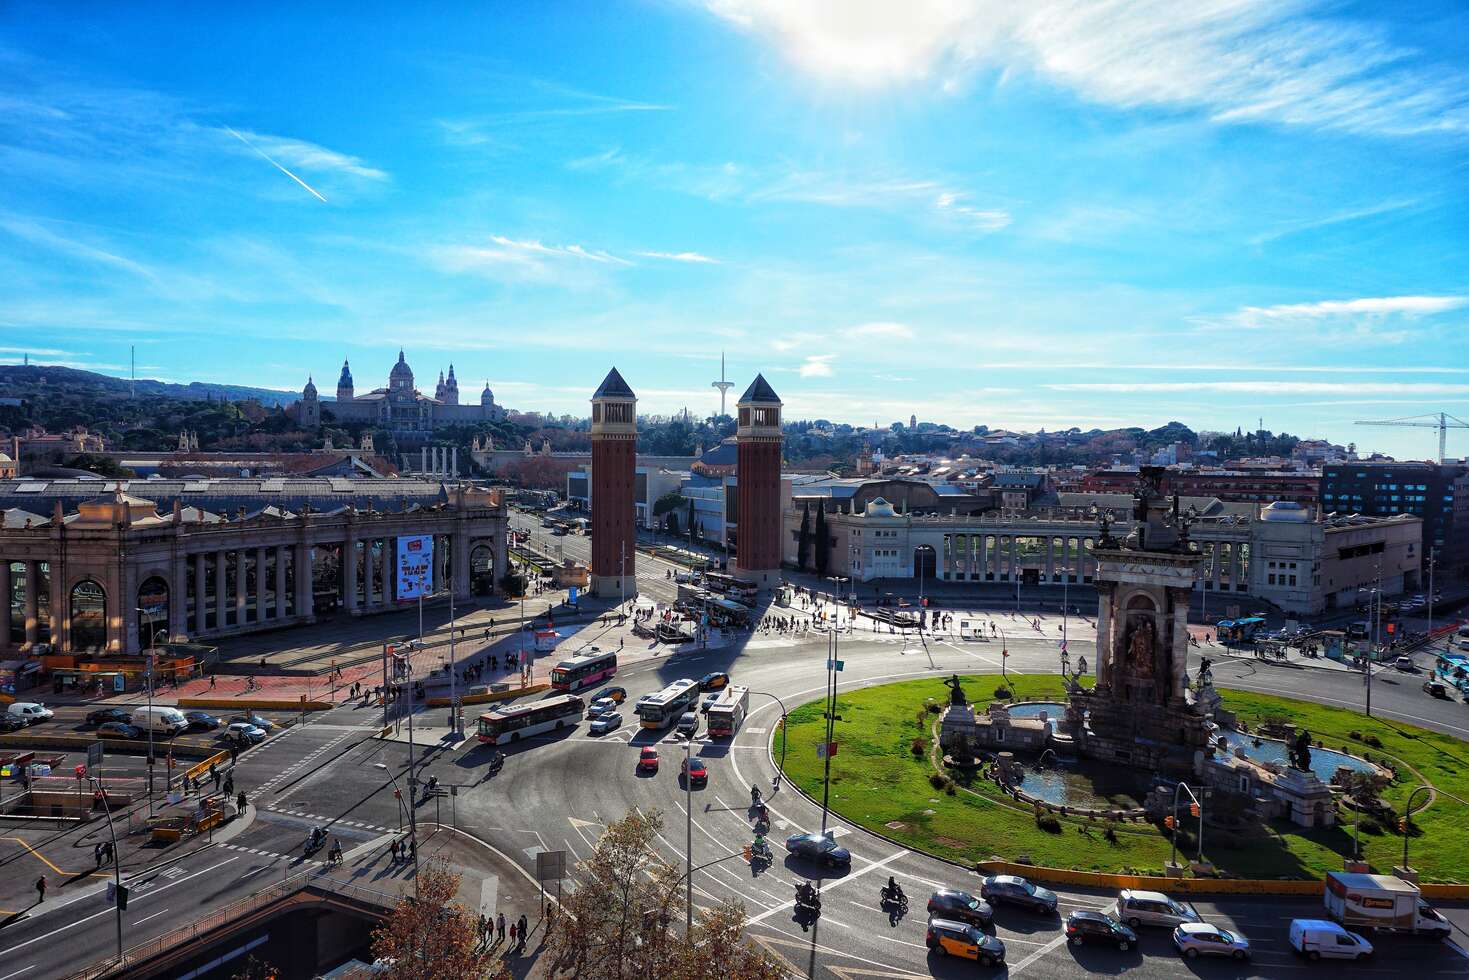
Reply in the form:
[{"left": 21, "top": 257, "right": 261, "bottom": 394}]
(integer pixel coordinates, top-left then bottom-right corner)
[{"left": 396, "top": 535, "right": 434, "bottom": 600}]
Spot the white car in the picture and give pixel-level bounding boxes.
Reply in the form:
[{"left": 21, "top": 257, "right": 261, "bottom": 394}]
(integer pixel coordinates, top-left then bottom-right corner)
[
  {"left": 6, "top": 702, "right": 54, "bottom": 725},
  {"left": 1173, "top": 923, "right": 1250, "bottom": 961},
  {"left": 587, "top": 698, "right": 617, "bottom": 718},
  {"left": 226, "top": 722, "right": 267, "bottom": 744},
  {"left": 589, "top": 712, "right": 622, "bottom": 735},
  {"left": 1395, "top": 656, "right": 1416, "bottom": 671},
  {"left": 1289, "top": 919, "right": 1373, "bottom": 961}
]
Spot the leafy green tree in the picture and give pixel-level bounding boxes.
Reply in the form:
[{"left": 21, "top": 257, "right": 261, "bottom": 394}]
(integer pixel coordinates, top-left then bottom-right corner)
[
  {"left": 796, "top": 504, "right": 811, "bottom": 571},
  {"left": 814, "top": 505, "right": 829, "bottom": 578}
]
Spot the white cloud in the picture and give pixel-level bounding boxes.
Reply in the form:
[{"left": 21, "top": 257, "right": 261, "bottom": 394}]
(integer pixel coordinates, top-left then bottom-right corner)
[
  {"left": 702, "top": 0, "right": 1469, "bottom": 136},
  {"left": 799, "top": 354, "right": 836, "bottom": 377},
  {"left": 1046, "top": 381, "right": 1469, "bottom": 395},
  {"left": 1238, "top": 296, "right": 1467, "bottom": 320},
  {"left": 634, "top": 250, "right": 721, "bottom": 264},
  {"left": 0, "top": 217, "right": 157, "bottom": 282},
  {"left": 430, "top": 234, "right": 630, "bottom": 285},
  {"left": 851, "top": 321, "right": 915, "bottom": 340},
  {"left": 933, "top": 191, "right": 1011, "bottom": 232},
  {"left": 220, "top": 127, "right": 388, "bottom": 182}
]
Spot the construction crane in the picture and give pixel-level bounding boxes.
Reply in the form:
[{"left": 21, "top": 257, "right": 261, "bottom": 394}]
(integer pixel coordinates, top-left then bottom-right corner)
[{"left": 1354, "top": 412, "right": 1469, "bottom": 464}]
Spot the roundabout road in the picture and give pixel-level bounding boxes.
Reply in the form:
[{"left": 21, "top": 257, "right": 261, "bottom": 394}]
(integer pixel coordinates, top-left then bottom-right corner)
[{"left": 434, "top": 622, "right": 1469, "bottom": 980}]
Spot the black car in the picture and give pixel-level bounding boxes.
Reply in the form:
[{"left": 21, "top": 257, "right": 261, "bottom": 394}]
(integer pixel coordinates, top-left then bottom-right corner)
[
  {"left": 784, "top": 832, "right": 851, "bottom": 869},
  {"left": 86, "top": 707, "right": 133, "bottom": 727},
  {"left": 229, "top": 713, "right": 277, "bottom": 732},
  {"left": 96, "top": 721, "right": 143, "bottom": 739},
  {"left": 979, "top": 875, "right": 1057, "bottom": 914},
  {"left": 1066, "top": 910, "right": 1138, "bottom": 950},
  {"left": 184, "top": 711, "right": 220, "bottom": 731},
  {"left": 0, "top": 715, "right": 27, "bottom": 733},
  {"left": 927, "top": 888, "right": 993, "bottom": 927}
]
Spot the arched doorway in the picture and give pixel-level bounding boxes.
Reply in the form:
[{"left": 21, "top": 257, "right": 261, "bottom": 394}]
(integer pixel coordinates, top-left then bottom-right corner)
[
  {"left": 912, "top": 545, "right": 937, "bottom": 581},
  {"left": 470, "top": 544, "right": 495, "bottom": 595},
  {"left": 70, "top": 580, "right": 107, "bottom": 652},
  {"left": 137, "top": 576, "right": 169, "bottom": 649}
]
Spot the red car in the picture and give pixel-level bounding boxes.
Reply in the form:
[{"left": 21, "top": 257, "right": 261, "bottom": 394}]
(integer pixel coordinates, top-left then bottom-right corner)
[
  {"left": 638, "top": 747, "right": 660, "bottom": 773},
  {"left": 681, "top": 757, "right": 708, "bottom": 787}
]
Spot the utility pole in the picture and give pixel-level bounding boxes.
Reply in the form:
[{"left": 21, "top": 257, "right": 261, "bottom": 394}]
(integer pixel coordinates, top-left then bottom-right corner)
[
  {"left": 1426, "top": 550, "right": 1436, "bottom": 646},
  {"left": 449, "top": 582, "right": 458, "bottom": 736},
  {"left": 684, "top": 736, "right": 694, "bottom": 933},
  {"left": 91, "top": 774, "right": 124, "bottom": 963},
  {"left": 819, "top": 626, "right": 838, "bottom": 835}
]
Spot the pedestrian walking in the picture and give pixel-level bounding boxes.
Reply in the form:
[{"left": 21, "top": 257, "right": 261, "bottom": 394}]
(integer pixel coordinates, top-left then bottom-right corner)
[
  {"left": 497, "top": 911, "right": 506, "bottom": 943},
  {"left": 508, "top": 921, "right": 516, "bottom": 947},
  {"left": 209, "top": 674, "right": 216, "bottom": 690},
  {"left": 210, "top": 763, "right": 219, "bottom": 790},
  {"left": 518, "top": 913, "right": 528, "bottom": 948},
  {"left": 94, "top": 842, "right": 104, "bottom": 865},
  {"left": 236, "top": 790, "right": 248, "bottom": 814},
  {"left": 35, "top": 876, "right": 46, "bottom": 903}
]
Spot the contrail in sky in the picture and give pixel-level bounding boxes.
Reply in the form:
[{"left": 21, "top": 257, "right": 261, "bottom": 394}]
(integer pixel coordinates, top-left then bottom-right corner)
[{"left": 224, "top": 126, "right": 328, "bottom": 203}]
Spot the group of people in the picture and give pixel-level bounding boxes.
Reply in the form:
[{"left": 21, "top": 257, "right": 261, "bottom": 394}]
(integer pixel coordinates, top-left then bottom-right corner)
[{"left": 477, "top": 911, "right": 532, "bottom": 954}]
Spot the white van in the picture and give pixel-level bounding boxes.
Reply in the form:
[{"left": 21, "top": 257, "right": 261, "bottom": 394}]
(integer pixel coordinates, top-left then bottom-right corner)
[
  {"left": 6, "top": 702, "right": 54, "bottom": 725},
  {"left": 130, "top": 706, "right": 188, "bottom": 736},
  {"left": 1289, "top": 919, "right": 1374, "bottom": 961}
]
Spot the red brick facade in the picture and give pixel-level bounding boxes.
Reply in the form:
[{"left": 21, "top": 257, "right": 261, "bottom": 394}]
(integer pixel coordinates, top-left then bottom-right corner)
[
  {"left": 736, "top": 436, "right": 782, "bottom": 575},
  {"left": 590, "top": 434, "right": 636, "bottom": 583}
]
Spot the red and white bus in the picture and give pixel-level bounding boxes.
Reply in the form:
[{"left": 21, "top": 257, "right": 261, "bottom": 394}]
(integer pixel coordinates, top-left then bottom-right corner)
[
  {"left": 477, "top": 694, "right": 585, "bottom": 744},
  {"left": 549, "top": 650, "right": 618, "bottom": 692},
  {"left": 706, "top": 685, "right": 749, "bottom": 738}
]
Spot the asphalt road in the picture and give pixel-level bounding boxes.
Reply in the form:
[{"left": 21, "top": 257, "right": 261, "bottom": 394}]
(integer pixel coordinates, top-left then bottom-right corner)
[{"left": 10, "top": 523, "right": 1469, "bottom": 979}]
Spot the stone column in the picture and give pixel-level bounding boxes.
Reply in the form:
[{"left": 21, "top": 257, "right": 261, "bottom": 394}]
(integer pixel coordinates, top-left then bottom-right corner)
[
  {"left": 1094, "top": 582, "right": 1115, "bottom": 688},
  {"left": 194, "top": 553, "right": 207, "bottom": 635},
  {"left": 0, "top": 562, "right": 10, "bottom": 651},
  {"left": 255, "top": 547, "right": 268, "bottom": 622},
  {"left": 344, "top": 536, "right": 359, "bottom": 613},
  {"left": 1044, "top": 537, "right": 1054, "bottom": 582},
  {"left": 1211, "top": 543, "right": 1223, "bottom": 591},
  {"left": 120, "top": 561, "right": 138, "bottom": 654},
  {"left": 274, "top": 546, "right": 288, "bottom": 619},
  {"left": 452, "top": 447, "right": 458, "bottom": 478},
  {"left": 171, "top": 554, "right": 188, "bottom": 640},
  {"left": 295, "top": 542, "right": 314, "bottom": 621},
  {"left": 452, "top": 529, "right": 470, "bottom": 598},
  {"left": 23, "top": 561, "right": 38, "bottom": 647},
  {"left": 1168, "top": 587, "right": 1191, "bottom": 702},
  {"left": 1229, "top": 544, "right": 1241, "bottom": 592},
  {"left": 48, "top": 563, "right": 62, "bottom": 651},
  {"left": 214, "top": 551, "right": 228, "bottom": 629},
  {"left": 364, "top": 540, "right": 376, "bottom": 608},
  {"left": 1009, "top": 536, "right": 1019, "bottom": 581},
  {"left": 421, "top": 447, "right": 427, "bottom": 473},
  {"left": 235, "top": 550, "right": 247, "bottom": 625}
]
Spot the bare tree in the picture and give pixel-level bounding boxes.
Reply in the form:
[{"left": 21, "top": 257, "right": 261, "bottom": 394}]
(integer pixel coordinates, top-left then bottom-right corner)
[
  {"left": 545, "top": 809, "right": 781, "bottom": 979},
  {"left": 370, "top": 860, "right": 507, "bottom": 980}
]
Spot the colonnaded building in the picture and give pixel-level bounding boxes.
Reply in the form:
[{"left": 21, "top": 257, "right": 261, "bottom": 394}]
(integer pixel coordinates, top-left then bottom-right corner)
[
  {"left": 291, "top": 350, "right": 506, "bottom": 434},
  {"left": 0, "top": 477, "right": 509, "bottom": 657}
]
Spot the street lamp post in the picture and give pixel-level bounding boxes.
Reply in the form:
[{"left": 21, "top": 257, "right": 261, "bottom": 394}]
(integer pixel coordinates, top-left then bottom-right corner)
[
  {"left": 89, "top": 774, "right": 124, "bottom": 963},
  {"left": 683, "top": 735, "right": 694, "bottom": 933},
  {"left": 135, "top": 607, "right": 158, "bottom": 813},
  {"left": 1401, "top": 784, "right": 1431, "bottom": 873},
  {"left": 1426, "top": 551, "right": 1437, "bottom": 646},
  {"left": 1170, "top": 782, "right": 1204, "bottom": 871}
]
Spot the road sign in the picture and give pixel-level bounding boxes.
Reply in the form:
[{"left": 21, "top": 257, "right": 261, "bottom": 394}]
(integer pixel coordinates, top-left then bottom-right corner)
[
  {"left": 535, "top": 849, "right": 567, "bottom": 882},
  {"left": 816, "top": 742, "right": 839, "bottom": 759},
  {"left": 87, "top": 742, "right": 105, "bottom": 768},
  {"left": 827, "top": 660, "right": 844, "bottom": 672}
]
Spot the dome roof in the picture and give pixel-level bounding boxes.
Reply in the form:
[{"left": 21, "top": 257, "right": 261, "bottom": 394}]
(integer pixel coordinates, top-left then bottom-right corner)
[
  {"left": 389, "top": 349, "right": 414, "bottom": 386},
  {"left": 864, "top": 496, "right": 897, "bottom": 517},
  {"left": 303, "top": 376, "right": 318, "bottom": 397},
  {"left": 1261, "top": 500, "right": 1310, "bottom": 522},
  {"left": 481, "top": 382, "right": 494, "bottom": 405}
]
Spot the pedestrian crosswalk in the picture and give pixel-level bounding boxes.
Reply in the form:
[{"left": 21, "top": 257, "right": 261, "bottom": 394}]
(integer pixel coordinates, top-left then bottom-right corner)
[
  {"left": 263, "top": 804, "right": 396, "bottom": 835},
  {"left": 218, "top": 841, "right": 325, "bottom": 866},
  {"left": 256, "top": 728, "right": 357, "bottom": 796}
]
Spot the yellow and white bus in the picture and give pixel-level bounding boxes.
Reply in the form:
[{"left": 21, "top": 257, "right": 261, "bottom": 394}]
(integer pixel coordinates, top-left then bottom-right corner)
[{"left": 635, "top": 678, "right": 700, "bottom": 729}]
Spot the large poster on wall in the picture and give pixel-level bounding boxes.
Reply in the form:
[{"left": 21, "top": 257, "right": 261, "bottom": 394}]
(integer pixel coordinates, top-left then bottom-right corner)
[{"left": 396, "top": 535, "right": 434, "bottom": 600}]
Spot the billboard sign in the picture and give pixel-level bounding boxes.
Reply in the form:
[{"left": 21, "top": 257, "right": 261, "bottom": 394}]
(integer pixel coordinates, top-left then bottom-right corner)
[{"left": 397, "top": 535, "right": 434, "bottom": 600}]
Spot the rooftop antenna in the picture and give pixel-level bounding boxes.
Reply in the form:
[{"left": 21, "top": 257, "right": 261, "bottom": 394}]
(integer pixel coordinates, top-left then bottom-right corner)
[{"left": 711, "top": 351, "right": 734, "bottom": 417}]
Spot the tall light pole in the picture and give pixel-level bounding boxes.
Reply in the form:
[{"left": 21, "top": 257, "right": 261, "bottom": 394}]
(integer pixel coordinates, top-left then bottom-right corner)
[
  {"left": 1402, "top": 784, "right": 1431, "bottom": 873},
  {"left": 683, "top": 735, "right": 694, "bottom": 933},
  {"left": 135, "top": 607, "right": 157, "bottom": 814},
  {"left": 1426, "top": 550, "right": 1437, "bottom": 646},
  {"left": 90, "top": 773, "right": 124, "bottom": 963}
]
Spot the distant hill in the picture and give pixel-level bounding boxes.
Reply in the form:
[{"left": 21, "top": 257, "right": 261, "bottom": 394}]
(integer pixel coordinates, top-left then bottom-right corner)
[{"left": 0, "top": 364, "right": 298, "bottom": 408}]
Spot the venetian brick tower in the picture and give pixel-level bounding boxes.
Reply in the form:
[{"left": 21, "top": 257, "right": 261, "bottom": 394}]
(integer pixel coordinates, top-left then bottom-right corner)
[
  {"left": 734, "top": 374, "right": 784, "bottom": 588},
  {"left": 590, "top": 368, "right": 637, "bottom": 599}
]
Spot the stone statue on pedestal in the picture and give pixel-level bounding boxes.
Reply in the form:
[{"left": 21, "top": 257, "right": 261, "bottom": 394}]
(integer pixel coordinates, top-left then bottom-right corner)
[
  {"left": 945, "top": 674, "right": 968, "bottom": 707},
  {"left": 1289, "top": 728, "right": 1314, "bottom": 772}
]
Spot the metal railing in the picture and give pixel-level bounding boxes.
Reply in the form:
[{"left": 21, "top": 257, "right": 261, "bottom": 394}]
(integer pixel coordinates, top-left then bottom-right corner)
[{"left": 63, "top": 869, "right": 402, "bottom": 980}]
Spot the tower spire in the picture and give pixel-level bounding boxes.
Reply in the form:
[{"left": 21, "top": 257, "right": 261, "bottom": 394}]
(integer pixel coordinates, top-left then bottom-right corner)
[{"left": 711, "top": 350, "right": 735, "bottom": 418}]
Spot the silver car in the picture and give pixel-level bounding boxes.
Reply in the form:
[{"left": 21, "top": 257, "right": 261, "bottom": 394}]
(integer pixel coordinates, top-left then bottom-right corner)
[
  {"left": 589, "top": 712, "right": 622, "bottom": 735},
  {"left": 1173, "top": 922, "right": 1250, "bottom": 961},
  {"left": 1113, "top": 890, "right": 1200, "bottom": 929}
]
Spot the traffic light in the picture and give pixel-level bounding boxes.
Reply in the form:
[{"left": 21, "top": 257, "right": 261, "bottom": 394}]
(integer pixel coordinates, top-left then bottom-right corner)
[
  {"left": 1164, "top": 816, "right": 1176, "bottom": 830},
  {"left": 116, "top": 885, "right": 129, "bottom": 911},
  {"left": 1189, "top": 803, "right": 1200, "bottom": 818},
  {"left": 1399, "top": 818, "right": 1409, "bottom": 834}
]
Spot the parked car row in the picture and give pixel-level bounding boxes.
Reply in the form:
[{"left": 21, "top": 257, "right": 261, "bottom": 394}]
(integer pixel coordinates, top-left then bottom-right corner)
[{"left": 2, "top": 701, "right": 274, "bottom": 747}]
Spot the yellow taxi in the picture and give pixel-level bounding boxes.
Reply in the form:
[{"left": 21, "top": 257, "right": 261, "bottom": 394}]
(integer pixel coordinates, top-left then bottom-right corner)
[{"left": 926, "top": 918, "right": 1006, "bottom": 967}]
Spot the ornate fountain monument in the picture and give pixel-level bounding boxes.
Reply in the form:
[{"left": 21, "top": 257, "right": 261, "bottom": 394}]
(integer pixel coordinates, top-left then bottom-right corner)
[{"left": 1065, "top": 467, "right": 1216, "bottom": 773}]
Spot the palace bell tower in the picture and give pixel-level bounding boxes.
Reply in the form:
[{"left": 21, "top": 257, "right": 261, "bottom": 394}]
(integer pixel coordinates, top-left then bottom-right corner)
[
  {"left": 734, "top": 374, "right": 783, "bottom": 588},
  {"left": 590, "top": 368, "right": 637, "bottom": 599}
]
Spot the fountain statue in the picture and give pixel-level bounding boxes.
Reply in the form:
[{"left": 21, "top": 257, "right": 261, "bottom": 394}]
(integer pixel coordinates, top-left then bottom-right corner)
[
  {"left": 1289, "top": 728, "right": 1314, "bottom": 772},
  {"left": 945, "top": 674, "right": 968, "bottom": 707}
]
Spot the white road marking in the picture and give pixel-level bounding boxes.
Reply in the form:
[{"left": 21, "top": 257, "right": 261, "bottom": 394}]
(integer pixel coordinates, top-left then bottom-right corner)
[
  {"left": 746, "top": 851, "right": 907, "bottom": 927},
  {"left": 1006, "top": 934, "right": 1067, "bottom": 974},
  {"left": 131, "top": 908, "right": 170, "bottom": 926},
  {"left": 0, "top": 967, "right": 36, "bottom": 980}
]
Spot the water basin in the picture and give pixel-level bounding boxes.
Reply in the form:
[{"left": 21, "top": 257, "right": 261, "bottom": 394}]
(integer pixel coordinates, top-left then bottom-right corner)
[
  {"left": 1215, "top": 731, "right": 1378, "bottom": 780},
  {"left": 1006, "top": 702, "right": 1065, "bottom": 720},
  {"left": 1015, "top": 757, "right": 1152, "bottom": 809}
]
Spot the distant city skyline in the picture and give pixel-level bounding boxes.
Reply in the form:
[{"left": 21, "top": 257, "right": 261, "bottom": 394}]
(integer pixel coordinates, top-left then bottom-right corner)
[{"left": 1, "top": 2, "right": 1466, "bottom": 460}]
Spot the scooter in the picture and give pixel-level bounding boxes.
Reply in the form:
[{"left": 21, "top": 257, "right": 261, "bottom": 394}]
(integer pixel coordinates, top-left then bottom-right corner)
[
  {"left": 304, "top": 829, "right": 326, "bottom": 856},
  {"left": 880, "top": 886, "right": 908, "bottom": 914},
  {"left": 794, "top": 884, "right": 821, "bottom": 916}
]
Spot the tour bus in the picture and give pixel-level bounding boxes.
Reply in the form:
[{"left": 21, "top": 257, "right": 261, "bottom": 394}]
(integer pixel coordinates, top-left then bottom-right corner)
[
  {"left": 635, "top": 678, "right": 700, "bottom": 730},
  {"left": 706, "top": 685, "right": 750, "bottom": 738},
  {"left": 477, "top": 693, "right": 585, "bottom": 744},
  {"left": 1216, "top": 617, "right": 1267, "bottom": 645},
  {"left": 550, "top": 649, "right": 619, "bottom": 692},
  {"left": 705, "top": 572, "right": 758, "bottom": 607}
]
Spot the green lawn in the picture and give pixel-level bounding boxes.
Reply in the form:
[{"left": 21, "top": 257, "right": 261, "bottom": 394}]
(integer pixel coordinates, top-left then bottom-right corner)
[{"left": 774, "top": 674, "right": 1469, "bottom": 882}]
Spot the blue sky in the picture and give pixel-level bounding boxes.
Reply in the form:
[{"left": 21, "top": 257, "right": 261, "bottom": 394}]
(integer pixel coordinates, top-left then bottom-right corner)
[{"left": 2, "top": 1, "right": 1467, "bottom": 457}]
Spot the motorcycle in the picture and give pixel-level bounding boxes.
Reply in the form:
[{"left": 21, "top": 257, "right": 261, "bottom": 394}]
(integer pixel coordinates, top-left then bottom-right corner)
[
  {"left": 880, "top": 886, "right": 908, "bottom": 913},
  {"left": 794, "top": 884, "right": 821, "bottom": 915},
  {"left": 751, "top": 840, "right": 773, "bottom": 864},
  {"left": 489, "top": 751, "right": 505, "bottom": 775},
  {"left": 304, "top": 828, "right": 326, "bottom": 856}
]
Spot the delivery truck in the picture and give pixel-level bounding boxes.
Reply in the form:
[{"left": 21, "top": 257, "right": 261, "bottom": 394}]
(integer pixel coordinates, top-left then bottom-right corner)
[{"left": 1323, "top": 872, "right": 1451, "bottom": 939}]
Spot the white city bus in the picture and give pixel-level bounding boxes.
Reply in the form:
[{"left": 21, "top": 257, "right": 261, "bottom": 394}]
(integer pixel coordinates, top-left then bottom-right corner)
[
  {"left": 635, "top": 678, "right": 700, "bottom": 730},
  {"left": 550, "top": 650, "right": 618, "bottom": 692},
  {"left": 706, "top": 685, "right": 750, "bottom": 738},
  {"left": 477, "top": 693, "right": 585, "bottom": 744}
]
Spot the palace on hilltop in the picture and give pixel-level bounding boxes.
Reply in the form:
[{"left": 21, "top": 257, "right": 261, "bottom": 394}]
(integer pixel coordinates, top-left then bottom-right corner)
[{"left": 291, "top": 350, "right": 506, "bottom": 436}]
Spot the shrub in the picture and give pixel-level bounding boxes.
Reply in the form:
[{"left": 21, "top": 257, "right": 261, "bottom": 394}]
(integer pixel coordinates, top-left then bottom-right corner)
[
  {"left": 911, "top": 737, "right": 928, "bottom": 757},
  {"left": 1359, "top": 817, "right": 1385, "bottom": 835},
  {"left": 993, "top": 685, "right": 1012, "bottom": 700},
  {"left": 1036, "top": 813, "right": 1062, "bottom": 833},
  {"left": 926, "top": 702, "right": 943, "bottom": 715},
  {"left": 944, "top": 783, "right": 957, "bottom": 796},
  {"left": 929, "top": 772, "right": 951, "bottom": 791},
  {"left": 1103, "top": 819, "right": 1119, "bottom": 843},
  {"left": 1363, "top": 734, "right": 1383, "bottom": 749},
  {"left": 1014, "top": 853, "right": 1034, "bottom": 865}
]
